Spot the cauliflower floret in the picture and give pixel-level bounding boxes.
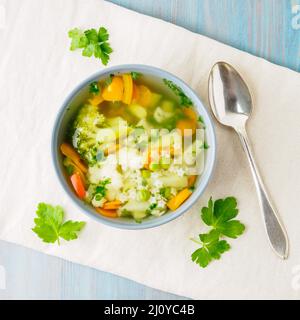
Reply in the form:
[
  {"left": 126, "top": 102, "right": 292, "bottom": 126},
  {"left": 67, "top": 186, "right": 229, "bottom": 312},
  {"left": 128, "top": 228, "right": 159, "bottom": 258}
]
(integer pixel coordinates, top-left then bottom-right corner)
[
  {"left": 119, "top": 193, "right": 128, "bottom": 203},
  {"left": 128, "top": 189, "right": 137, "bottom": 200},
  {"left": 92, "top": 196, "right": 106, "bottom": 208},
  {"left": 88, "top": 155, "right": 122, "bottom": 189},
  {"left": 118, "top": 148, "right": 144, "bottom": 171}
]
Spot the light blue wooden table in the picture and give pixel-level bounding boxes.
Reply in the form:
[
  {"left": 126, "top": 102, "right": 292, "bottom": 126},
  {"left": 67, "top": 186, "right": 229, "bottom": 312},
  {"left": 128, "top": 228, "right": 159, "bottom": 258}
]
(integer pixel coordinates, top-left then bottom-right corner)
[{"left": 0, "top": 0, "right": 299, "bottom": 300}]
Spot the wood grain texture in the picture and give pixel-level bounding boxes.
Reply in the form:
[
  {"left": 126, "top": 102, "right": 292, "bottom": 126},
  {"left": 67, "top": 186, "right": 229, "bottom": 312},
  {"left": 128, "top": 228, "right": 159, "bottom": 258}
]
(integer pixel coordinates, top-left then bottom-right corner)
[
  {"left": 109, "top": 0, "right": 300, "bottom": 72},
  {"left": 0, "top": 0, "right": 299, "bottom": 300}
]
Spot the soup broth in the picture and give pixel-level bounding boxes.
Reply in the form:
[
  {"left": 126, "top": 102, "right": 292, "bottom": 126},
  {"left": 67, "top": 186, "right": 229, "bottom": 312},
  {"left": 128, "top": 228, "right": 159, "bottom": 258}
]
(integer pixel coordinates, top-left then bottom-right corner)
[{"left": 60, "top": 72, "right": 206, "bottom": 221}]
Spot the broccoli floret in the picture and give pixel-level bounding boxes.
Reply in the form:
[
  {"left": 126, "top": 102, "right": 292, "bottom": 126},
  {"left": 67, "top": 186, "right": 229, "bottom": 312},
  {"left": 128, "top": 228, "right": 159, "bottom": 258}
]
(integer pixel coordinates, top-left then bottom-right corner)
[
  {"left": 74, "top": 104, "right": 105, "bottom": 129},
  {"left": 72, "top": 104, "right": 106, "bottom": 165}
]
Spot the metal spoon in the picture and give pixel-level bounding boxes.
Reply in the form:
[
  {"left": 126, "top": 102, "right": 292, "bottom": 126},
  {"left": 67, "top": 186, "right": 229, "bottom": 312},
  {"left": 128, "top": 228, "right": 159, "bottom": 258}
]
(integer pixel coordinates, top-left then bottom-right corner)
[{"left": 208, "top": 61, "right": 289, "bottom": 259}]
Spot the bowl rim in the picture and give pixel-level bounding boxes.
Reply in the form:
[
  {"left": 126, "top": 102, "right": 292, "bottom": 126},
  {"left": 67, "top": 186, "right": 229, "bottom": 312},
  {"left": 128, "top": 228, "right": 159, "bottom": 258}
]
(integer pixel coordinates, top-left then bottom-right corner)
[{"left": 52, "top": 64, "right": 216, "bottom": 230}]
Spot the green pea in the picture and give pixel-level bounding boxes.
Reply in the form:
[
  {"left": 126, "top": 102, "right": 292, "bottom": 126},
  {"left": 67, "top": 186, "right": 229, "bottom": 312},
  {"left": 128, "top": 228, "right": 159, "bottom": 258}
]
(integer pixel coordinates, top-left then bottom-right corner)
[
  {"left": 94, "top": 194, "right": 102, "bottom": 201},
  {"left": 141, "top": 170, "right": 151, "bottom": 179},
  {"left": 138, "top": 189, "right": 151, "bottom": 201},
  {"left": 160, "top": 157, "right": 171, "bottom": 169},
  {"left": 160, "top": 187, "right": 171, "bottom": 199},
  {"left": 149, "top": 163, "right": 160, "bottom": 171}
]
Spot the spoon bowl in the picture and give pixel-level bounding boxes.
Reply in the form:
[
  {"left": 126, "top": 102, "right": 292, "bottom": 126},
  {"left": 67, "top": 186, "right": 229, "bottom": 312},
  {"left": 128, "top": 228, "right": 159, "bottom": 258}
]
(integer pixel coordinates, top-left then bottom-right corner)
[{"left": 209, "top": 62, "right": 252, "bottom": 128}]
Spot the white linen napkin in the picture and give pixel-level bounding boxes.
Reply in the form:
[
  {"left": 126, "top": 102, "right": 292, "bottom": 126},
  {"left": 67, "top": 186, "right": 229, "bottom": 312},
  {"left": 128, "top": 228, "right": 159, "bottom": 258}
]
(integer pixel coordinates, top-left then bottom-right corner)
[{"left": 0, "top": 0, "right": 300, "bottom": 299}]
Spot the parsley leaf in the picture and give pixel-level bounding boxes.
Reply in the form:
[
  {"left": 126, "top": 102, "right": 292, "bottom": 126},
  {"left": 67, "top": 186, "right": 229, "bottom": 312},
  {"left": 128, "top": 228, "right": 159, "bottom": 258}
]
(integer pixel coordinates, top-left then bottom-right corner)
[
  {"left": 201, "top": 197, "right": 245, "bottom": 238},
  {"left": 58, "top": 221, "right": 86, "bottom": 241},
  {"left": 192, "top": 233, "right": 230, "bottom": 268},
  {"left": 68, "top": 28, "right": 88, "bottom": 50},
  {"left": 163, "top": 79, "right": 193, "bottom": 106},
  {"left": 68, "top": 26, "right": 113, "bottom": 65},
  {"left": 191, "top": 196, "right": 245, "bottom": 268},
  {"left": 32, "top": 203, "right": 85, "bottom": 245}
]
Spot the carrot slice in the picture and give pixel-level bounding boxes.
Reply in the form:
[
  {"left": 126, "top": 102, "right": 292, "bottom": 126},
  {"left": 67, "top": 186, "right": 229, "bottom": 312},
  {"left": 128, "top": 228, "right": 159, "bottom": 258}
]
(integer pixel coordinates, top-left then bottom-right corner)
[
  {"left": 95, "top": 207, "right": 118, "bottom": 218},
  {"left": 103, "top": 200, "right": 122, "bottom": 210},
  {"left": 167, "top": 188, "right": 192, "bottom": 211},
  {"left": 188, "top": 175, "right": 197, "bottom": 187},
  {"left": 64, "top": 157, "right": 86, "bottom": 186},
  {"left": 70, "top": 173, "right": 86, "bottom": 199},
  {"left": 132, "top": 83, "right": 140, "bottom": 101},
  {"left": 176, "top": 119, "right": 197, "bottom": 136},
  {"left": 60, "top": 143, "right": 87, "bottom": 173},
  {"left": 122, "top": 74, "right": 133, "bottom": 104},
  {"left": 102, "top": 76, "right": 124, "bottom": 101}
]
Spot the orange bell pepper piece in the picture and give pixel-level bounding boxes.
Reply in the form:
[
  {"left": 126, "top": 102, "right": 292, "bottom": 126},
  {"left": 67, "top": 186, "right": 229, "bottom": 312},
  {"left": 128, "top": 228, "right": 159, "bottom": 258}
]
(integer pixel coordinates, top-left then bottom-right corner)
[
  {"left": 60, "top": 143, "right": 87, "bottom": 173},
  {"left": 95, "top": 207, "right": 118, "bottom": 218},
  {"left": 103, "top": 200, "right": 122, "bottom": 210},
  {"left": 137, "top": 85, "right": 152, "bottom": 107},
  {"left": 167, "top": 188, "right": 192, "bottom": 211},
  {"left": 102, "top": 76, "right": 124, "bottom": 101},
  {"left": 122, "top": 74, "right": 133, "bottom": 104}
]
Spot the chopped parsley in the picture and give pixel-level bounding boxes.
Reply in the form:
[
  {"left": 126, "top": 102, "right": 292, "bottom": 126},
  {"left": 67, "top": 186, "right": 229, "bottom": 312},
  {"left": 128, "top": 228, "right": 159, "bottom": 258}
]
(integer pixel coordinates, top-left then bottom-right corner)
[
  {"left": 200, "top": 141, "right": 209, "bottom": 149},
  {"left": 163, "top": 79, "right": 193, "bottom": 106},
  {"left": 146, "top": 203, "right": 158, "bottom": 215},
  {"left": 95, "top": 178, "right": 111, "bottom": 197},
  {"left": 89, "top": 82, "right": 100, "bottom": 95},
  {"left": 131, "top": 72, "right": 142, "bottom": 80}
]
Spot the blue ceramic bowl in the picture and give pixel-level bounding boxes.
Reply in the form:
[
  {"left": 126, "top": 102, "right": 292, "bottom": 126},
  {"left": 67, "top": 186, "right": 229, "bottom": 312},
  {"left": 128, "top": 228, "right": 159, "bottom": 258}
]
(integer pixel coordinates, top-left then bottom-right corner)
[{"left": 52, "top": 64, "right": 216, "bottom": 229}]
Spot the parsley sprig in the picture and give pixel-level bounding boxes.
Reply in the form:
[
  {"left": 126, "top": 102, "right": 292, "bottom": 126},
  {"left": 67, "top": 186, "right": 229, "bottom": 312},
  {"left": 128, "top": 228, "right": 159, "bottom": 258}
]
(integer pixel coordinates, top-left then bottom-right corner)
[
  {"left": 68, "top": 27, "right": 113, "bottom": 65},
  {"left": 191, "top": 197, "right": 245, "bottom": 268},
  {"left": 32, "top": 203, "right": 85, "bottom": 245},
  {"left": 163, "top": 79, "right": 193, "bottom": 106}
]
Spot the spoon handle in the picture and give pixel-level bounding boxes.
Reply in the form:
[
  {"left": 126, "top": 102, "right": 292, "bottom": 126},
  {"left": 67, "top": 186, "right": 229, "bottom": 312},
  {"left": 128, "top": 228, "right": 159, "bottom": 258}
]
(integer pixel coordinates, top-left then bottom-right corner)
[{"left": 235, "top": 126, "right": 289, "bottom": 259}]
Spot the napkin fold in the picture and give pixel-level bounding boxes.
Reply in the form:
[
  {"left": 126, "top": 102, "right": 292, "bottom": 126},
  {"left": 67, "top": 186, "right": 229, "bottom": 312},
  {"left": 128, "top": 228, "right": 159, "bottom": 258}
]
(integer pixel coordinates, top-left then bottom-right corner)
[{"left": 0, "top": 0, "right": 300, "bottom": 299}]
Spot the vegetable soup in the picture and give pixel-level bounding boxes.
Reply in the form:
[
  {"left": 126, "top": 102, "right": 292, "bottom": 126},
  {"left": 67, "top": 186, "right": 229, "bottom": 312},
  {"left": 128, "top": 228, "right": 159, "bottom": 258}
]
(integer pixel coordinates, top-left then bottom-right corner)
[{"left": 60, "top": 72, "right": 207, "bottom": 222}]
